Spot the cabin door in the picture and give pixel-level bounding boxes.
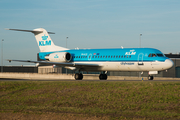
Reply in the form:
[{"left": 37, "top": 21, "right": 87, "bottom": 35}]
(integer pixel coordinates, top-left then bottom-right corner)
[
  {"left": 138, "top": 53, "right": 144, "bottom": 65},
  {"left": 88, "top": 53, "right": 92, "bottom": 61}
]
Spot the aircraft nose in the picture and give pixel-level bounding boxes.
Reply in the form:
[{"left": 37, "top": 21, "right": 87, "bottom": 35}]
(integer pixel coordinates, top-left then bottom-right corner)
[{"left": 164, "top": 59, "right": 174, "bottom": 69}]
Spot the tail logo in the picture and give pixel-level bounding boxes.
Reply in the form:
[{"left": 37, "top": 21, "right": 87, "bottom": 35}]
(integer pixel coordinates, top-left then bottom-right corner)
[
  {"left": 42, "top": 35, "right": 48, "bottom": 40},
  {"left": 39, "top": 34, "right": 51, "bottom": 46}
]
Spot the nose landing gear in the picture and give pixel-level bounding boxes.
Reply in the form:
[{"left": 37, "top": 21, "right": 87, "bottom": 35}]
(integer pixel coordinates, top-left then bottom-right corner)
[{"left": 148, "top": 75, "right": 154, "bottom": 80}]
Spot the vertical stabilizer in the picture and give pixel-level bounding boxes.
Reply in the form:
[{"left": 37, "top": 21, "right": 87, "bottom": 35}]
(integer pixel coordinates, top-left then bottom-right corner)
[
  {"left": 6, "top": 28, "right": 69, "bottom": 52},
  {"left": 32, "top": 28, "right": 69, "bottom": 52}
]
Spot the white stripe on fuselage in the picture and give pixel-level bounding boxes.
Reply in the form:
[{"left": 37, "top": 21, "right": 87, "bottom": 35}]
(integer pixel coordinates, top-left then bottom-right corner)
[{"left": 72, "top": 61, "right": 167, "bottom": 72}]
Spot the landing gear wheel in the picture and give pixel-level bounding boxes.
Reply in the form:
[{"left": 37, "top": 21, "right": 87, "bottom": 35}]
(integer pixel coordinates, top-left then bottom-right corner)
[
  {"left": 75, "top": 73, "right": 83, "bottom": 80},
  {"left": 148, "top": 75, "right": 154, "bottom": 80},
  {"left": 75, "top": 73, "right": 79, "bottom": 80},
  {"left": 99, "top": 74, "right": 107, "bottom": 80}
]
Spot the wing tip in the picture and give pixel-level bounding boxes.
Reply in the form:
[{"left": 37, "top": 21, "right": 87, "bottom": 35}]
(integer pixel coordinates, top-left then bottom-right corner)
[{"left": 5, "top": 28, "right": 10, "bottom": 30}]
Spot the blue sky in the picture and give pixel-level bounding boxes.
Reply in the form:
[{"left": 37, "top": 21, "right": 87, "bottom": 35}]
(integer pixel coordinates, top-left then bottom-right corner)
[{"left": 0, "top": 0, "right": 180, "bottom": 65}]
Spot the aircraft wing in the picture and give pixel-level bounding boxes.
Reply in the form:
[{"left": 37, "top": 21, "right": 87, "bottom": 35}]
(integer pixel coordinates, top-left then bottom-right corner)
[{"left": 7, "top": 59, "right": 101, "bottom": 68}]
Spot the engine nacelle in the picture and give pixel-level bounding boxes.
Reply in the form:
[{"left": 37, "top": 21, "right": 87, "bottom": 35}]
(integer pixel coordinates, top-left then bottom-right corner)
[{"left": 45, "top": 52, "right": 71, "bottom": 62}]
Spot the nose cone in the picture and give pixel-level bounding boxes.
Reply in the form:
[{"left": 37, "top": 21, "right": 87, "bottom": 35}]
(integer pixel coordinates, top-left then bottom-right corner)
[{"left": 164, "top": 59, "right": 174, "bottom": 69}]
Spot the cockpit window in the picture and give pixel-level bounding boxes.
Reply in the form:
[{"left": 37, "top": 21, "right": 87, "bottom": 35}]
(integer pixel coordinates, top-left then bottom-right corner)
[
  {"left": 157, "top": 54, "right": 164, "bottom": 57},
  {"left": 148, "top": 54, "right": 151, "bottom": 57},
  {"left": 148, "top": 53, "right": 156, "bottom": 57},
  {"left": 152, "top": 54, "right": 156, "bottom": 57},
  {"left": 148, "top": 53, "right": 164, "bottom": 57}
]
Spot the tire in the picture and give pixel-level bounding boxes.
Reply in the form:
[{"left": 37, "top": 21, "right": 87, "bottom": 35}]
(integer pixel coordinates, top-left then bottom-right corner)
[
  {"left": 148, "top": 75, "right": 153, "bottom": 80},
  {"left": 74, "top": 73, "right": 83, "bottom": 80},
  {"left": 99, "top": 74, "right": 107, "bottom": 80},
  {"left": 103, "top": 74, "right": 107, "bottom": 80},
  {"left": 79, "top": 73, "right": 83, "bottom": 80},
  {"left": 75, "top": 73, "right": 80, "bottom": 80},
  {"left": 99, "top": 74, "right": 103, "bottom": 80}
]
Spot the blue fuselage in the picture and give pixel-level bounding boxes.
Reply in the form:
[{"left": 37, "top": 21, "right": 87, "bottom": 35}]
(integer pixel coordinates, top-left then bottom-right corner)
[{"left": 39, "top": 48, "right": 168, "bottom": 62}]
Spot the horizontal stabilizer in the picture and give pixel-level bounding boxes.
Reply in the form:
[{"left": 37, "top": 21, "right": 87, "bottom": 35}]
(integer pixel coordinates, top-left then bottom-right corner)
[{"left": 5, "top": 28, "right": 55, "bottom": 34}]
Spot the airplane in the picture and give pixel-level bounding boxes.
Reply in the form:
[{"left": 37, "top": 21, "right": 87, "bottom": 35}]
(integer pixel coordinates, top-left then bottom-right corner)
[{"left": 6, "top": 28, "right": 174, "bottom": 80}]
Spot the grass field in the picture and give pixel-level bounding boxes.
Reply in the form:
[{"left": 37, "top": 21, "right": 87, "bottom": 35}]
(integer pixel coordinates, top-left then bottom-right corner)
[{"left": 0, "top": 81, "right": 180, "bottom": 120}]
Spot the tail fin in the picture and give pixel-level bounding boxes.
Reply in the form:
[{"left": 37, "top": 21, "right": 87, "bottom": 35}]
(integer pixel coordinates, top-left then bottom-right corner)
[{"left": 6, "top": 28, "right": 69, "bottom": 52}]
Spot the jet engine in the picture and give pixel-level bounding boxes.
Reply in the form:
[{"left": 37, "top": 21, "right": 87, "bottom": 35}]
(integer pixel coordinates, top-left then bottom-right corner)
[{"left": 45, "top": 52, "right": 71, "bottom": 62}]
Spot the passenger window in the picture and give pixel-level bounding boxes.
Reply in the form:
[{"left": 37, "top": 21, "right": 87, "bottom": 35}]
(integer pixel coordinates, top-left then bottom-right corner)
[
  {"left": 121, "top": 55, "right": 123, "bottom": 58},
  {"left": 108, "top": 56, "right": 110, "bottom": 58},
  {"left": 148, "top": 54, "right": 152, "bottom": 57}
]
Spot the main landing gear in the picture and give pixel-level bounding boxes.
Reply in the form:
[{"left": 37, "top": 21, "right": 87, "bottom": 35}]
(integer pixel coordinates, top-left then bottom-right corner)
[
  {"left": 99, "top": 74, "right": 107, "bottom": 80},
  {"left": 74, "top": 73, "right": 83, "bottom": 80},
  {"left": 148, "top": 75, "right": 154, "bottom": 80},
  {"left": 74, "top": 72, "right": 108, "bottom": 80}
]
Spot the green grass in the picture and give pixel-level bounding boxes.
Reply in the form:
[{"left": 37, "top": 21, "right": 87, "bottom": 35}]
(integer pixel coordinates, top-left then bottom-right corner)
[{"left": 0, "top": 81, "right": 180, "bottom": 119}]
